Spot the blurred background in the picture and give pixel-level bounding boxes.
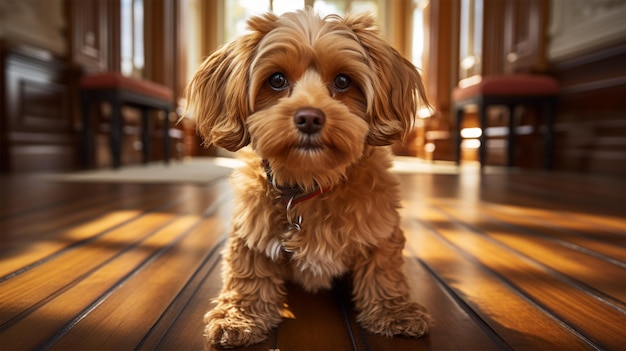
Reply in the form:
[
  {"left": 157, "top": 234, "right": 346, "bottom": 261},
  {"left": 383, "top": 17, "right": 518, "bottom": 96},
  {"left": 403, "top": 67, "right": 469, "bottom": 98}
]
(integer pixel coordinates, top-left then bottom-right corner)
[{"left": 0, "top": 0, "right": 624, "bottom": 176}]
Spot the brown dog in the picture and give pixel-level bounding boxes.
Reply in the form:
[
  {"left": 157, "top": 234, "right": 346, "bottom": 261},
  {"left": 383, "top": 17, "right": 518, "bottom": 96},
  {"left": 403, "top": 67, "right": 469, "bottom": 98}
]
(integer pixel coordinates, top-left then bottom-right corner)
[{"left": 186, "top": 9, "right": 431, "bottom": 349}]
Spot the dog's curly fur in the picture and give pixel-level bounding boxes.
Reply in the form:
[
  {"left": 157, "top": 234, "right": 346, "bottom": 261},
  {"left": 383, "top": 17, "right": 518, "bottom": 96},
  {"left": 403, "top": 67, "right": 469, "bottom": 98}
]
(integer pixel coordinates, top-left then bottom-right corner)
[{"left": 186, "top": 9, "right": 431, "bottom": 349}]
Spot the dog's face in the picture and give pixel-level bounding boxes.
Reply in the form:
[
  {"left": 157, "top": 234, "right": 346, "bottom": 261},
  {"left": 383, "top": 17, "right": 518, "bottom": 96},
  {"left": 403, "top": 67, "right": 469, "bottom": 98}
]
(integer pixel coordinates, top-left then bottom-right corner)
[{"left": 186, "top": 10, "right": 427, "bottom": 190}]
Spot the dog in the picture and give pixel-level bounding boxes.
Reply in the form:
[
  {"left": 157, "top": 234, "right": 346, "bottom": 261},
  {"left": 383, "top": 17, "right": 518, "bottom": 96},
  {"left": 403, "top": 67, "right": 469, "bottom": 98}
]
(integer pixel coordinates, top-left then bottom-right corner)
[{"left": 185, "top": 9, "right": 431, "bottom": 349}]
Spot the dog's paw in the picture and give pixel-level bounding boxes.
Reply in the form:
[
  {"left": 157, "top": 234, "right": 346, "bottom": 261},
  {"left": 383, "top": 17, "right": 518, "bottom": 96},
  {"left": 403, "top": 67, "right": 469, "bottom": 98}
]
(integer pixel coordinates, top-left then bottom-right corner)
[
  {"left": 359, "top": 301, "right": 431, "bottom": 338},
  {"left": 203, "top": 309, "right": 268, "bottom": 349}
]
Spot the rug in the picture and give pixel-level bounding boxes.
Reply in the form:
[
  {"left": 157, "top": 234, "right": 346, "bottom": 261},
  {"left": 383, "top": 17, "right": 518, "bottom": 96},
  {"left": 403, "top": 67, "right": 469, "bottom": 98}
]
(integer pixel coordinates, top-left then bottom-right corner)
[
  {"left": 39, "top": 157, "right": 241, "bottom": 184},
  {"left": 40, "top": 156, "right": 462, "bottom": 185}
]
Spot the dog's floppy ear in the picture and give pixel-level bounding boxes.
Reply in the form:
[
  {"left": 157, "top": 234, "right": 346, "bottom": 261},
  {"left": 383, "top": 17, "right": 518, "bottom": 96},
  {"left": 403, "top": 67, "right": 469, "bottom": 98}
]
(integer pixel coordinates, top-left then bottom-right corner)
[
  {"left": 185, "top": 13, "right": 278, "bottom": 151},
  {"left": 344, "top": 13, "right": 429, "bottom": 146}
]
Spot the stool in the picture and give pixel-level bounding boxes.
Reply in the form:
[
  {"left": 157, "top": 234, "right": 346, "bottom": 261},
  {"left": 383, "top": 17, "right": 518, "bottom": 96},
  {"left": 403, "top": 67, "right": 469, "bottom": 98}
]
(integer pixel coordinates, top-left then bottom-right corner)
[
  {"left": 452, "top": 74, "right": 559, "bottom": 169},
  {"left": 80, "top": 73, "right": 174, "bottom": 168}
]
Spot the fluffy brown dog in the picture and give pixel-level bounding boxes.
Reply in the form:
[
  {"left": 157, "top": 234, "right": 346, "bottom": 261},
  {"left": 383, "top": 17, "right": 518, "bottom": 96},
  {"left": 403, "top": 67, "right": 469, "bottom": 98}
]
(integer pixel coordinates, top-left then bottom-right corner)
[{"left": 186, "top": 9, "right": 431, "bottom": 349}]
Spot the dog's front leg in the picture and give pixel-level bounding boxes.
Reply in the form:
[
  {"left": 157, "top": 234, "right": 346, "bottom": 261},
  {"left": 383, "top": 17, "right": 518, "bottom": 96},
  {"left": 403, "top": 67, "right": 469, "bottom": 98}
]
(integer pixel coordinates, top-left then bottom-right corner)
[
  {"left": 204, "top": 237, "right": 286, "bottom": 349},
  {"left": 352, "top": 226, "right": 431, "bottom": 338}
]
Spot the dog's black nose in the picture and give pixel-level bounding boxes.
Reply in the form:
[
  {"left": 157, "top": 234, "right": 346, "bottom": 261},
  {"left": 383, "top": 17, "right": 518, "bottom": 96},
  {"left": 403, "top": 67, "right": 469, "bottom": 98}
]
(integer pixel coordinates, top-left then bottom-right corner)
[{"left": 294, "top": 108, "right": 325, "bottom": 134}]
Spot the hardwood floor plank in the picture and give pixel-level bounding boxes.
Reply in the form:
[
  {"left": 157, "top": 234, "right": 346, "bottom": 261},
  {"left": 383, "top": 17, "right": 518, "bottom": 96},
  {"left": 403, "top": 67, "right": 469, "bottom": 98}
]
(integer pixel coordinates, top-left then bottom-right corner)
[
  {"left": 1, "top": 186, "right": 172, "bottom": 246},
  {"left": 0, "top": 189, "right": 180, "bottom": 276},
  {"left": 330, "top": 251, "right": 509, "bottom": 351},
  {"left": 42, "top": 212, "right": 228, "bottom": 350},
  {"left": 0, "top": 182, "right": 231, "bottom": 280},
  {"left": 0, "top": 182, "right": 229, "bottom": 350},
  {"left": 510, "top": 173, "right": 625, "bottom": 205},
  {"left": 272, "top": 283, "right": 360, "bottom": 351},
  {"left": 0, "top": 198, "right": 205, "bottom": 327},
  {"left": 435, "top": 201, "right": 626, "bottom": 304},
  {"left": 139, "top": 243, "right": 229, "bottom": 351},
  {"left": 484, "top": 173, "right": 626, "bottom": 218},
  {"left": 145, "top": 253, "right": 273, "bottom": 351},
  {"left": 1, "top": 208, "right": 135, "bottom": 278},
  {"left": 0, "top": 176, "right": 118, "bottom": 218},
  {"left": 473, "top": 202, "right": 626, "bottom": 265},
  {"left": 406, "top": 205, "right": 625, "bottom": 350},
  {"left": 1, "top": 188, "right": 121, "bottom": 228},
  {"left": 0, "top": 213, "right": 204, "bottom": 350},
  {"left": 402, "top": 215, "right": 598, "bottom": 351},
  {"left": 1, "top": 182, "right": 159, "bottom": 225},
  {"left": 400, "top": 251, "right": 508, "bottom": 351}
]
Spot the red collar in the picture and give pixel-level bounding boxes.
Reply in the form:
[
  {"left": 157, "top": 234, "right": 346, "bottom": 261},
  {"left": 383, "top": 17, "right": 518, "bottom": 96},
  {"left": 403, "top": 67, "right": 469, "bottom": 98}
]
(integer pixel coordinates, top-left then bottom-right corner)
[{"left": 262, "top": 159, "right": 330, "bottom": 206}]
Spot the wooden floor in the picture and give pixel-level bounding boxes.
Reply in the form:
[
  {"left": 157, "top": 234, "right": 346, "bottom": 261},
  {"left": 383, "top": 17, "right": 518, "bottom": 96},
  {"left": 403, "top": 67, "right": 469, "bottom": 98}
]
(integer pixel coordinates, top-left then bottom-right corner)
[{"left": 1, "top": 162, "right": 625, "bottom": 351}]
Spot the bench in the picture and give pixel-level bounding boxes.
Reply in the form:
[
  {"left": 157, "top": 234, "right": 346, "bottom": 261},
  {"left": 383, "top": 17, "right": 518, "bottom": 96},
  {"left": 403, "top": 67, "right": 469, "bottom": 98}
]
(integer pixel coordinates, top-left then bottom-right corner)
[
  {"left": 452, "top": 74, "right": 559, "bottom": 169},
  {"left": 80, "top": 73, "right": 174, "bottom": 168}
]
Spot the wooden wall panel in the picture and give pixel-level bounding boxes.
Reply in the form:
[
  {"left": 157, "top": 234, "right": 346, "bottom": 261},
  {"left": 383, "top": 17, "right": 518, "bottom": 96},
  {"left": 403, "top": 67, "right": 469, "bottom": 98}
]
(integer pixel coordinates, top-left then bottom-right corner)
[
  {"left": 144, "top": 0, "right": 176, "bottom": 89},
  {"left": 1, "top": 42, "right": 78, "bottom": 173},
  {"left": 143, "top": 0, "right": 186, "bottom": 161},
  {"left": 481, "top": 0, "right": 505, "bottom": 76},
  {"left": 503, "top": 0, "right": 548, "bottom": 74},
  {"left": 417, "top": 0, "right": 458, "bottom": 161},
  {"left": 550, "top": 44, "right": 626, "bottom": 176},
  {"left": 69, "top": 0, "right": 111, "bottom": 73}
]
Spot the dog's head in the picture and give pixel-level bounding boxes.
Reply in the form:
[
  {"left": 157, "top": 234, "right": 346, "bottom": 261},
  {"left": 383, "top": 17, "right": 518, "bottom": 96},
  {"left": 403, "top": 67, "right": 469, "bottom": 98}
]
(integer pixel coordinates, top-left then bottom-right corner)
[{"left": 186, "top": 10, "right": 428, "bottom": 189}]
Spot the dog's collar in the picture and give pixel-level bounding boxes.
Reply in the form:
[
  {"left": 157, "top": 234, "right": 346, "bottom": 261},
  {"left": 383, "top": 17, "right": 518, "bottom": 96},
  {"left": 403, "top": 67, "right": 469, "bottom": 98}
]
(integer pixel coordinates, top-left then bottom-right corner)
[{"left": 261, "top": 159, "right": 330, "bottom": 207}]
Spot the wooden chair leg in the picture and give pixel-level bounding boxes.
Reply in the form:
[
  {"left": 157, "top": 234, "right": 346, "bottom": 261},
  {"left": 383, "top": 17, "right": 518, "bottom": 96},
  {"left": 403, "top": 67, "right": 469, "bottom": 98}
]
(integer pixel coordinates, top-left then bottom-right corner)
[
  {"left": 506, "top": 104, "right": 516, "bottom": 167},
  {"left": 81, "top": 94, "right": 92, "bottom": 169},
  {"left": 141, "top": 108, "right": 150, "bottom": 164},
  {"left": 162, "top": 109, "right": 170, "bottom": 165},
  {"left": 455, "top": 105, "right": 463, "bottom": 165},
  {"left": 478, "top": 101, "right": 487, "bottom": 169},
  {"left": 109, "top": 98, "right": 123, "bottom": 169},
  {"left": 543, "top": 98, "right": 556, "bottom": 170}
]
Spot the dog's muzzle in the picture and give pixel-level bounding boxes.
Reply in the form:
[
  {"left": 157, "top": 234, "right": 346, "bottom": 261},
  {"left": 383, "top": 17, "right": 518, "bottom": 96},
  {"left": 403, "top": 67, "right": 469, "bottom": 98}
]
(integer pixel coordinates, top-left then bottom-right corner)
[{"left": 294, "top": 108, "right": 325, "bottom": 134}]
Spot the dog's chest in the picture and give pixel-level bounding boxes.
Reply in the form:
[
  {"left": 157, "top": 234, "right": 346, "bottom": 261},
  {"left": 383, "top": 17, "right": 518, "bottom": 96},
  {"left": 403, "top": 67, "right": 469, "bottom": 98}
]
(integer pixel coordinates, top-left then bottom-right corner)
[
  {"left": 269, "top": 219, "right": 351, "bottom": 290},
  {"left": 266, "top": 213, "right": 348, "bottom": 265},
  {"left": 265, "top": 200, "right": 385, "bottom": 280}
]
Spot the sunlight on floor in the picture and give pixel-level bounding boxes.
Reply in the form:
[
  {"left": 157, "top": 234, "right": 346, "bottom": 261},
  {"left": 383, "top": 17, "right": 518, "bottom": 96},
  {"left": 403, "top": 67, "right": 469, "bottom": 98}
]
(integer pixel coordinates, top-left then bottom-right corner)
[{"left": 391, "top": 157, "right": 461, "bottom": 174}]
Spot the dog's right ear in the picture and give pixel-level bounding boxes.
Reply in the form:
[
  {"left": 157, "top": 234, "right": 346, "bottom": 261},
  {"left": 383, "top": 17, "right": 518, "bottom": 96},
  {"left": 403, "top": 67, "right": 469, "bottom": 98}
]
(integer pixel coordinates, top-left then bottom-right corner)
[{"left": 185, "top": 13, "right": 278, "bottom": 152}]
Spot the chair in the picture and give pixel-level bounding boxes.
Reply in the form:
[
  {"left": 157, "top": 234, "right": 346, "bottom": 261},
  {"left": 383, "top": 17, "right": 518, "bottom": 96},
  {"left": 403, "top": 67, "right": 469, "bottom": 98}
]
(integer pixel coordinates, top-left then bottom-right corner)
[
  {"left": 452, "top": 74, "right": 559, "bottom": 169},
  {"left": 80, "top": 73, "right": 174, "bottom": 168}
]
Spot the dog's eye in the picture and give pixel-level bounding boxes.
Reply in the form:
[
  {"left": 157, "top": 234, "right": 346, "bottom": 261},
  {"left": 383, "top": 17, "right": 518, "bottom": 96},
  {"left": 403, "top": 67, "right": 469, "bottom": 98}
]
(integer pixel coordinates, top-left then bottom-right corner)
[
  {"left": 268, "top": 73, "right": 288, "bottom": 91},
  {"left": 333, "top": 74, "right": 351, "bottom": 92}
]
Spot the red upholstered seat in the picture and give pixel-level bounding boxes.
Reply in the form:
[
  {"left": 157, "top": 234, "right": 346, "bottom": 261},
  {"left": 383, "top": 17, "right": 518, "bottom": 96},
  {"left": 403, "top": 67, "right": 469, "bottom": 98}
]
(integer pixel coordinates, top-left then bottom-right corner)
[
  {"left": 80, "top": 73, "right": 173, "bottom": 101},
  {"left": 452, "top": 74, "right": 559, "bottom": 101},
  {"left": 452, "top": 74, "right": 559, "bottom": 169}
]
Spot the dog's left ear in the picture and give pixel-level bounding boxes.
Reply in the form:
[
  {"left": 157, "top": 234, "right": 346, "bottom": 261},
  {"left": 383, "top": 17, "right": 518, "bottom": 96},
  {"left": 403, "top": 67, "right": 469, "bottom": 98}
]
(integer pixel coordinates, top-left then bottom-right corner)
[
  {"left": 185, "top": 13, "right": 278, "bottom": 151},
  {"left": 344, "top": 13, "right": 429, "bottom": 146}
]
